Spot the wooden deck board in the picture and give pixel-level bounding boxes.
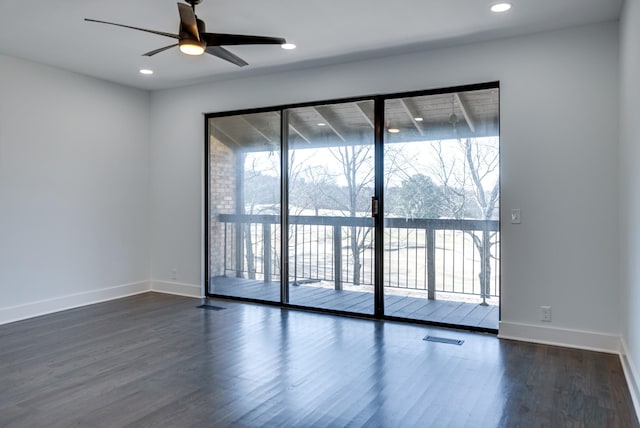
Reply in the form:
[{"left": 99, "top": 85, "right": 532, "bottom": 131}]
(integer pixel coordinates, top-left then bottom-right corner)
[
  {"left": 441, "top": 299, "right": 481, "bottom": 324},
  {"left": 384, "top": 294, "right": 420, "bottom": 313},
  {"left": 477, "top": 306, "right": 501, "bottom": 330},
  {"left": 389, "top": 298, "right": 433, "bottom": 318},
  {"left": 459, "top": 303, "right": 497, "bottom": 326},
  {"left": 211, "top": 276, "right": 498, "bottom": 329}
]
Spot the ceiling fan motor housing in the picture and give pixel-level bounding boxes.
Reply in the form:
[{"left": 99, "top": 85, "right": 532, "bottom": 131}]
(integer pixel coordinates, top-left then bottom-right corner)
[
  {"left": 197, "top": 18, "right": 206, "bottom": 34},
  {"left": 178, "top": 17, "right": 206, "bottom": 54}
]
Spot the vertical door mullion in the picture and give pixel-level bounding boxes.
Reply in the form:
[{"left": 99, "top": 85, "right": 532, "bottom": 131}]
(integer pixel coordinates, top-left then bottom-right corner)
[
  {"left": 374, "top": 97, "right": 385, "bottom": 317},
  {"left": 204, "top": 118, "right": 211, "bottom": 295},
  {"left": 280, "top": 110, "right": 290, "bottom": 304}
]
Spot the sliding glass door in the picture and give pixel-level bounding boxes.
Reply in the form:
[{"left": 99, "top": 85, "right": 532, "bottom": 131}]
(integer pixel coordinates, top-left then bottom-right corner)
[
  {"left": 382, "top": 89, "right": 500, "bottom": 329},
  {"left": 206, "top": 83, "right": 500, "bottom": 329},
  {"left": 285, "top": 101, "right": 375, "bottom": 314},
  {"left": 207, "top": 111, "right": 281, "bottom": 302}
]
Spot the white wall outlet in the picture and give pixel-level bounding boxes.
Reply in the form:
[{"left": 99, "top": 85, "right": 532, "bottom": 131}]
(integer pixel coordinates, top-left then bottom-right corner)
[
  {"left": 540, "top": 306, "right": 551, "bottom": 322},
  {"left": 511, "top": 209, "right": 521, "bottom": 224},
  {"left": 171, "top": 268, "right": 177, "bottom": 281}
]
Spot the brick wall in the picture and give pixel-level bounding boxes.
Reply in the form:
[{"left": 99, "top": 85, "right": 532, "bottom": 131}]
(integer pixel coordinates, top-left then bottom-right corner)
[{"left": 209, "top": 136, "right": 237, "bottom": 277}]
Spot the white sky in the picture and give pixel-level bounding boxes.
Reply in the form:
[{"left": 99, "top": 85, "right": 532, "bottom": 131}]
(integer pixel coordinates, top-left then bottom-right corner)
[{"left": 246, "top": 137, "right": 499, "bottom": 190}]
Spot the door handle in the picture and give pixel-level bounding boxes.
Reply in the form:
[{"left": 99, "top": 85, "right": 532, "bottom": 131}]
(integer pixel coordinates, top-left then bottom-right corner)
[{"left": 371, "top": 196, "right": 378, "bottom": 217}]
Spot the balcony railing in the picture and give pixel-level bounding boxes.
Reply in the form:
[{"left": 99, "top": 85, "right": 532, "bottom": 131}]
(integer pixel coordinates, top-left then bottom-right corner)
[{"left": 216, "top": 214, "right": 500, "bottom": 302}]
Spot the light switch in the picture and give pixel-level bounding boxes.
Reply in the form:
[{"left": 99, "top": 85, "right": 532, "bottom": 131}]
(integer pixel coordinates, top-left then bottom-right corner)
[{"left": 511, "top": 209, "right": 521, "bottom": 224}]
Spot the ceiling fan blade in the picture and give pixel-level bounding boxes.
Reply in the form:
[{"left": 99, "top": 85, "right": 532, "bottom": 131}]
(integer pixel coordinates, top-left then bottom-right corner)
[
  {"left": 85, "top": 19, "right": 179, "bottom": 40},
  {"left": 142, "top": 44, "right": 179, "bottom": 57},
  {"left": 177, "top": 3, "right": 200, "bottom": 40},
  {"left": 205, "top": 46, "right": 249, "bottom": 67},
  {"left": 202, "top": 33, "right": 286, "bottom": 46}
]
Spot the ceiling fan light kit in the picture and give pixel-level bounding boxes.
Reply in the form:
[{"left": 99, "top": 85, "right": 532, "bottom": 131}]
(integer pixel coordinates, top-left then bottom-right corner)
[
  {"left": 179, "top": 39, "right": 206, "bottom": 55},
  {"left": 85, "top": 0, "right": 289, "bottom": 66}
]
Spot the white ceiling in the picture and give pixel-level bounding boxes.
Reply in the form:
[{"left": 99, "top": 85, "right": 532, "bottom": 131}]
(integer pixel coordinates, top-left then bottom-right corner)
[{"left": 0, "top": 0, "right": 622, "bottom": 90}]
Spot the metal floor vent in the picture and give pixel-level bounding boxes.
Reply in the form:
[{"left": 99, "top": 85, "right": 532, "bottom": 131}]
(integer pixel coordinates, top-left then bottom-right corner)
[
  {"left": 197, "top": 304, "right": 226, "bottom": 311},
  {"left": 423, "top": 335, "right": 464, "bottom": 345}
]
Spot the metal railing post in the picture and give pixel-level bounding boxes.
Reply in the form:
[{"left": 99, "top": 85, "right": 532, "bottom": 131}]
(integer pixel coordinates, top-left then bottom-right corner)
[
  {"left": 223, "top": 223, "right": 228, "bottom": 276},
  {"left": 427, "top": 228, "right": 436, "bottom": 300},
  {"left": 263, "top": 222, "right": 271, "bottom": 283},
  {"left": 235, "top": 222, "right": 243, "bottom": 278},
  {"left": 333, "top": 225, "right": 342, "bottom": 291},
  {"left": 292, "top": 225, "right": 298, "bottom": 285},
  {"left": 480, "top": 224, "right": 489, "bottom": 306},
  {"left": 235, "top": 153, "right": 245, "bottom": 278}
]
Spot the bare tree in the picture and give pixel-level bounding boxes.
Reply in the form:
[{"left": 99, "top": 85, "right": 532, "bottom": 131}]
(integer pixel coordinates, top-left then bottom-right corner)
[
  {"left": 429, "top": 138, "right": 500, "bottom": 304},
  {"left": 293, "top": 164, "right": 337, "bottom": 216},
  {"left": 328, "top": 144, "right": 374, "bottom": 286},
  {"left": 242, "top": 151, "right": 280, "bottom": 279},
  {"left": 461, "top": 138, "right": 499, "bottom": 304}
]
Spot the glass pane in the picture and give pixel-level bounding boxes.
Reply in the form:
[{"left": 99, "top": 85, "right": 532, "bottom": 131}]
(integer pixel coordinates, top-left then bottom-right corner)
[
  {"left": 383, "top": 88, "right": 500, "bottom": 329},
  {"left": 208, "top": 112, "right": 281, "bottom": 302},
  {"left": 286, "top": 101, "right": 375, "bottom": 314}
]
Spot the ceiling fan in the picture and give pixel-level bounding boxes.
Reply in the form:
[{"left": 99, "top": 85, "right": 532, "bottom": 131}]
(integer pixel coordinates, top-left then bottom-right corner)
[{"left": 85, "top": 0, "right": 289, "bottom": 67}]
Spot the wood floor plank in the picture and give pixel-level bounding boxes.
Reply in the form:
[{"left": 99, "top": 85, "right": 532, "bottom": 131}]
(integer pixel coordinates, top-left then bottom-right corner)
[{"left": 0, "top": 293, "right": 637, "bottom": 428}]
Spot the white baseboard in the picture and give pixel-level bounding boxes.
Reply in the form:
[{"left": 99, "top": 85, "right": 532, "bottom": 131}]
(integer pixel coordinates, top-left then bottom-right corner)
[
  {"left": 150, "top": 280, "right": 202, "bottom": 298},
  {"left": 0, "top": 281, "right": 151, "bottom": 326},
  {"left": 498, "top": 321, "right": 621, "bottom": 354},
  {"left": 620, "top": 339, "right": 640, "bottom": 422}
]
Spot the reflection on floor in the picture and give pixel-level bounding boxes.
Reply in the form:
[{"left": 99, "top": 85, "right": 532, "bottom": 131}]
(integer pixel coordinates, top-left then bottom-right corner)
[
  {"left": 210, "top": 276, "right": 498, "bottom": 330},
  {"left": 2, "top": 293, "right": 636, "bottom": 426}
]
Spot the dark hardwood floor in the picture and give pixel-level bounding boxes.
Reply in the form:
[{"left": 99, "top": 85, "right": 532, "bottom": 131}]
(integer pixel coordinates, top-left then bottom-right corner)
[
  {"left": 0, "top": 293, "right": 636, "bottom": 427},
  {"left": 211, "top": 276, "right": 499, "bottom": 330}
]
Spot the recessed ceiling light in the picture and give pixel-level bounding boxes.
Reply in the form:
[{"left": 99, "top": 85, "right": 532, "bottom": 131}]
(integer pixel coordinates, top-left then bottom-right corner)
[
  {"left": 388, "top": 128, "right": 400, "bottom": 134},
  {"left": 317, "top": 122, "right": 326, "bottom": 126},
  {"left": 491, "top": 3, "right": 511, "bottom": 13},
  {"left": 414, "top": 117, "right": 424, "bottom": 122},
  {"left": 139, "top": 69, "right": 154, "bottom": 75},
  {"left": 281, "top": 43, "right": 296, "bottom": 50}
]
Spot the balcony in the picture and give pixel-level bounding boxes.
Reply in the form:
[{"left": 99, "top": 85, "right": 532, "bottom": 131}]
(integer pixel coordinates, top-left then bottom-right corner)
[{"left": 210, "top": 214, "right": 499, "bottom": 330}]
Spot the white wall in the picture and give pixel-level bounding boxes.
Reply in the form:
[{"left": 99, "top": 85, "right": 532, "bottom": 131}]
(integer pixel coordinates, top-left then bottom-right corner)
[
  {"left": 149, "top": 22, "right": 620, "bottom": 349},
  {"left": 0, "top": 54, "right": 151, "bottom": 322},
  {"left": 620, "top": 0, "right": 640, "bottom": 406}
]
